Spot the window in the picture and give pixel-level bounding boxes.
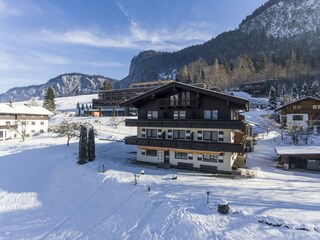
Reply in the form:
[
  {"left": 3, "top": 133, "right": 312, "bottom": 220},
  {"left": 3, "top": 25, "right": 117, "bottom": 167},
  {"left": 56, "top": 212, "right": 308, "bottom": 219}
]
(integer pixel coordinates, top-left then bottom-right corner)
[
  {"left": 147, "top": 129, "right": 158, "bottom": 138},
  {"left": 0, "top": 131, "right": 3, "bottom": 138},
  {"left": 175, "top": 152, "right": 188, "bottom": 160},
  {"left": 204, "top": 110, "right": 218, "bottom": 120},
  {"left": 40, "top": 121, "right": 45, "bottom": 125},
  {"left": 181, "top": 91, "right": 191, "bottom": 106},
  {"left": 40, "top": 129, "right": 44, "bottom": 133},
  {"left": 146, "top": 149, "right": 157, "bottom": 156},
  {"left": 202, "top": 131, "right": 218, "bottom": 141},
  {"left": 203, "top": 154, "right": 218, "bottom": 163},
  {"left": 5, "top": 121, "right": 10, "bottom": 126},
  {"left": 31, "top": 121, "right": 35, "bottom": 125},
  {"left": 170, "top": 94, "right": 179, "bottom": 106},
  {"left": 312, "top": 105, "right": 320, "bottom": 110},
  {"left": 31, "top": 130, "right": 35, "bottom": 133},
  {"left": 173, "top": 130, "right": 185, "bottom": 139},
  {"left": 292, "top": 105, "right": 301, "bottom": 110},
  {"left": 174, "top": 110, "right": 186, "bottom": 119},
  {"left": 293, "top": 115, "right": 303, "bottom": 121},
  {"left": 147, "top": 111, "right": 158, "bottom": 119}
]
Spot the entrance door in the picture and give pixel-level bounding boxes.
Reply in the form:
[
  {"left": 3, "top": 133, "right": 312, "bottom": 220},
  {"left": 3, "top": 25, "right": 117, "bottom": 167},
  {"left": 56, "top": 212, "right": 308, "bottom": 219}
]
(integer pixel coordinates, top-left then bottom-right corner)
[{"left": 164, "top": 151, "right": 170, "bottom": 163}]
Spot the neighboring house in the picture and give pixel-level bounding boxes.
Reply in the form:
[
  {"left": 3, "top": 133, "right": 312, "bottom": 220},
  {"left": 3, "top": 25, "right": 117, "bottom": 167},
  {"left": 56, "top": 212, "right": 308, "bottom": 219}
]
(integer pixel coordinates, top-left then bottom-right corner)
[
  {"left": 232, "top": 79, "right": 279, "bottom": 97},
  {"left": 121, "top": 81, "right": 252, "bottom": 173},
  {"left": 274, "top": 96, "right": 320, "bottom": 133},
  {"left": 275, "top": 146, "right": 320, "bottom": 171},
  {"left": 0, "top": 103, "right": 53, "bottom": 141},
  {"left": 91, "top": 80, "right": 172, "bottom": 116}
]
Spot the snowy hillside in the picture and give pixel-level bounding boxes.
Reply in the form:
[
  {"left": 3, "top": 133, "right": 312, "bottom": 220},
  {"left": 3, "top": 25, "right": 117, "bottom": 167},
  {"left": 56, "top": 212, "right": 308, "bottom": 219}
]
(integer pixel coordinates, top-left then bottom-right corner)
[
  {"left": 0, "top": 95, "right": 320, "bottom": 239},
  {"left": 0, "top": 73, "right": 115, "bottom": 102},
  {"left": 240, "top": 0, "right": 320, "bottom": 38}
]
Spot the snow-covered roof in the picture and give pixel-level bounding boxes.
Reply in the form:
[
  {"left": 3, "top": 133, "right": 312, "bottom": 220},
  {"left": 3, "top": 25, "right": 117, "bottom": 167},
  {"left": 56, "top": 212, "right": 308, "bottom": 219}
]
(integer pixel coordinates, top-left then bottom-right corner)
[
  {"left": 274, "top": 96, "right": 320, "bottom": 111},
  {"left": 0, "top": 104, "right": 53, "bottom": 116},
  {"left": 274, "top": 146, "right": 320, "bottom": 155}
]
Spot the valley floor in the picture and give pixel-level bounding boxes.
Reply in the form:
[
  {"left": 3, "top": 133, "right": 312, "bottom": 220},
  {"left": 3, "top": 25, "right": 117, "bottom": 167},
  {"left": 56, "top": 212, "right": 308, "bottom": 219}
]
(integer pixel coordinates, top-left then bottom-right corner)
[{"left": 0, "top": 114, "right": 320, "bottom": 240}]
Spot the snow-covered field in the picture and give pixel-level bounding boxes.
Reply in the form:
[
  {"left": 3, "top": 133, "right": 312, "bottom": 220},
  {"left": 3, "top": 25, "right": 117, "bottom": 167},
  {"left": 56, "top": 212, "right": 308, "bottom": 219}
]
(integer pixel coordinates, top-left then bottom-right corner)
[{"left": 0, "top": 96, "right": 320, "bottom": 240}]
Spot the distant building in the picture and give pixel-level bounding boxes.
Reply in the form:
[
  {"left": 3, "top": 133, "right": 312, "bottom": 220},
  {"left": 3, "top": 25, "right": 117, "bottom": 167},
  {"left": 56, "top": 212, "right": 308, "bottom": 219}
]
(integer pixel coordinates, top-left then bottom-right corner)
[
  {"left": 0, "top": 103, "right": 53, "bottom": 141},
  {"left": 91, "top": 80, "right": 173, "bottom": 116},
  {"left": 274, "top": 96, "right": 320, "bottom": 133},
  {"left": 232, "top": 79, "right": 279, "bottom": 97},
  {"left": 121, "top": 81, "right": 253, "bottom": 173}
]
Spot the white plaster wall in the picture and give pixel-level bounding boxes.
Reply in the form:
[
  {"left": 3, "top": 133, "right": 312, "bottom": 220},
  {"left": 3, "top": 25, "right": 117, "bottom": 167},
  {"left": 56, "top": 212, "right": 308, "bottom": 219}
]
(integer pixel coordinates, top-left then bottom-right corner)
[
  {"left": 137, "top": 147, "right": 159, "bottom": 164},
  {"left": 286, "top": 114, "right": 308, "bottom": 128},
  {"left": 136, "top": 147, "right": 235, "bottom": 172},
  {"left": 137, "top": 127, "right": 233, "bottom": 142},
  {"left": 0, "top": 119, "right": 49, "bottom": 140}
]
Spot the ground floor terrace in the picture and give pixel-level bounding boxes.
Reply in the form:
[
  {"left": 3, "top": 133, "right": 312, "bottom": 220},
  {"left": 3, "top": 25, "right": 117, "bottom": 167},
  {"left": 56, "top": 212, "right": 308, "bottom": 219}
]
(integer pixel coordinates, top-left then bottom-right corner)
[{"left": 275, "top": 146, "right": 320, "bottom": 171}]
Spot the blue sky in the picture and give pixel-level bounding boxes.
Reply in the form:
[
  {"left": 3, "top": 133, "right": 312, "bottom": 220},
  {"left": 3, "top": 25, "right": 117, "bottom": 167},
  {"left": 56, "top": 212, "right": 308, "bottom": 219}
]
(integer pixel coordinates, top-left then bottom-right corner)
[{"left": 0, "top": 0, "right": 267, "bottom": 93}]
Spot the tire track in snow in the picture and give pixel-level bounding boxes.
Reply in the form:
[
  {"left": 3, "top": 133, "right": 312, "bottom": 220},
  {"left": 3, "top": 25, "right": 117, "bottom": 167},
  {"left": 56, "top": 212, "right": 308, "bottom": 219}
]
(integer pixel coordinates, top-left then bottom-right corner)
[
  {"left": 35, "top": 175, "right": 117, "bottom": 240},
  {"left": 0, "top": 153, "right": 68, "bottom": 202},
  {"left": 73, "top": 187, "right": 139, "bottom": 240}
]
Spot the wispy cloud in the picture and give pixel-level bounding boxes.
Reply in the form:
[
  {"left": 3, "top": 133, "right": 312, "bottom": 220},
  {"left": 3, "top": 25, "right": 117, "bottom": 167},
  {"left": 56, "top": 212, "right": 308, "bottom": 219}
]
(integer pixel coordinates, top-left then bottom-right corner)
[
  {"left": 0, "top": 0, "right": 41, "bottom": 18},
  {"left": 33, "top": 0, "right": 214, "bottom": 51}
]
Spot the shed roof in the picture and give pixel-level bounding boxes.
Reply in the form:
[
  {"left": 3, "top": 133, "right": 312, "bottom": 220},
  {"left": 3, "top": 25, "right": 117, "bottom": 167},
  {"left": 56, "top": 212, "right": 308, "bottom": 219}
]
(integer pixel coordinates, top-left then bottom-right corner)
[{"left": 274, "top": 146, "right": 320, "bottom": 156}]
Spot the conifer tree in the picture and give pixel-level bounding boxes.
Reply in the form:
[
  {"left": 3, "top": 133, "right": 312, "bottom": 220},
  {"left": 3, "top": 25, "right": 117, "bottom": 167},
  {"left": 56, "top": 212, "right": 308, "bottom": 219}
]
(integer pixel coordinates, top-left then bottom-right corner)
[
  {"left": 268, "top": 86, "right": 277, "bottom": 109},
  {"left": 76, "top": 102, "right": 80, "bottom": 116},
  {"left": 87, "top": 127, "right": 96, "bottom": 161},
  {"left": 311, "top": 80, "right": 320, "bottom": 98},
  {"left": 101, "top": 80, "right": 113, "bottom": 90},
  {"left": 43, "top": 86, "right": 56, "bottom": 112},
  {"left": 78, "top": 125, "right": 88, "bottom": 164},
  {"left": 292, "top": 83, "right": 298, "bottom": 100},
  {"left": 301, "top": 81, "right": 309, "bottom": 98}
]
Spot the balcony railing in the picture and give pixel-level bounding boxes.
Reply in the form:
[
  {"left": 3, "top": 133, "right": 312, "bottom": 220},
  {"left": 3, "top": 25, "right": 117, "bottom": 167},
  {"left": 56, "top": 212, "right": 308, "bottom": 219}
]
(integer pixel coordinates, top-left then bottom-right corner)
[
  {"left": 125, "top": 136, "right": 244, "bottom": 153},
  {"left": 157, "top": 99, "right": 198, "bottom": 108},
  {"left": 125, "top": 119, "right": 246, "bottom": 130}
]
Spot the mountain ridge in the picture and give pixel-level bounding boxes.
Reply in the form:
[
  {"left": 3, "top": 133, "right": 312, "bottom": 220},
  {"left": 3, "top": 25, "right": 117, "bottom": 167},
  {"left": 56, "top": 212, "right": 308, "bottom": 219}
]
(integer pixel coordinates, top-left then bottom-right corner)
[{"left": 0, "top": 73, "right": 116, "bottom": 102}]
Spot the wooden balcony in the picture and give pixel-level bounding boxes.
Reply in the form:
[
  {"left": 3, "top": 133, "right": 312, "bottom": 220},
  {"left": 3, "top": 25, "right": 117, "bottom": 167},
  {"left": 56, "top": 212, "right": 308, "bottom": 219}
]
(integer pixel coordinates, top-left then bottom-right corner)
[
  {"left": 125, "top": 136, "right": 244, "bottom": 153},
  {"left": 125, "top": 119, "right": 246, "bottom": 130}
]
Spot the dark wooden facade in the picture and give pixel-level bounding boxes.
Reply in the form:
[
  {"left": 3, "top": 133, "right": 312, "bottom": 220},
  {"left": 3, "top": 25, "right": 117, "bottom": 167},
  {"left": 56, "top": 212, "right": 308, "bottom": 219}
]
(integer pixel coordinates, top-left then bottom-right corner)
[
  {"left": 121, "top": 82, "right": 250, "bottom": 155},
  {"left": 275, "top": 97, "right": 320, "bottom": 116}
]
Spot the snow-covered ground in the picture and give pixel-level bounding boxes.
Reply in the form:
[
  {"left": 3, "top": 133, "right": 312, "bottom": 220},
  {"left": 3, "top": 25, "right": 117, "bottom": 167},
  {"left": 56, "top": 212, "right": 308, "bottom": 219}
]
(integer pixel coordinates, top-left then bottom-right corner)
[{"left": 0, "top": 96, "right": 320, "bottom": 239}]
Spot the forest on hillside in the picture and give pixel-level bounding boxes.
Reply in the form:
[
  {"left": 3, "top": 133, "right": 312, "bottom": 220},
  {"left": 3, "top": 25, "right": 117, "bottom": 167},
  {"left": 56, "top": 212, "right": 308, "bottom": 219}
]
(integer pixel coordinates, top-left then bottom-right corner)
[{"left": 174, "top": 49, "right": 319, "bottom": 90}]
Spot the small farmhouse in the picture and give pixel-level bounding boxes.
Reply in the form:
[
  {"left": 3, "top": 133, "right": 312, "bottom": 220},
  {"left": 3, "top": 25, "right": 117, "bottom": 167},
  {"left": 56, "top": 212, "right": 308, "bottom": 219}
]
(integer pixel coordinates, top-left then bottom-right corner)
[
  {"left": 121, "top": 81, "right": 252, "bottom": 173},
  {"left": 0, "top": 103, "right": 53, "bottom": 141},
  {"left": 275, "top": 96, "right": 320, "bottom": 133}
]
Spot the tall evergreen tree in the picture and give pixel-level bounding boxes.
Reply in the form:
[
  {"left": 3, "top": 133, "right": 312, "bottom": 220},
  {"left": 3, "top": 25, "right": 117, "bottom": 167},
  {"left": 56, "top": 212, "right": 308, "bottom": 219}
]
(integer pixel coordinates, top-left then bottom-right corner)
[
  {"left": 43, "top": 86, "right": 56, "bottom": 112},
  {"left": 311, "top": 80, "right": 320, "bottom": 98},
  {"left": 301, "top": 81, "right": 309, "bottom": 97},
  {"left": 78, "top": 125, "right": 88, "bottom": 164},
  {"left": 255, "top": 51, "right": 267, "bottom": 74},
  {"left": 87, "top": 128, "right": 96, "bottom": 161},
  {"left": 292, "top": 83, "right": 298, "bottom": 100},
  {"left": 268, "top": 85, "right": 277, "bottom": 109},
  {"left": 76, "top": 102, "right": 80, "bottom": 116}
]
